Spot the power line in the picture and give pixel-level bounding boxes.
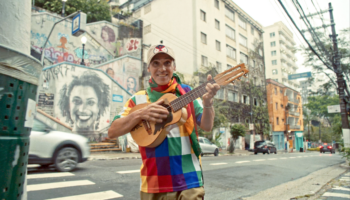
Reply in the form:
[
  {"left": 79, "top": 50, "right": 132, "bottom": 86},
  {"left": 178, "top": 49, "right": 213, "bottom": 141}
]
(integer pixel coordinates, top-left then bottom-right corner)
[{"left": 312, "top": 0, "right": 332, "bottom": 39}]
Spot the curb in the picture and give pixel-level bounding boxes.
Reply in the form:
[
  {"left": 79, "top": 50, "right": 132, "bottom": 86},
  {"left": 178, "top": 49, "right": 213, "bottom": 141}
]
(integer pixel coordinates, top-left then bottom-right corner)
[{"left": 88, "top": 156, "right": 142, "bottom": 161}]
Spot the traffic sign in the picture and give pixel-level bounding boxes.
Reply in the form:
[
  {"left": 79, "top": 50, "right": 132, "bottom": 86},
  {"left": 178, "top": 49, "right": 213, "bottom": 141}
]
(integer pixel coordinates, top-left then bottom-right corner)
[
  {"left": 327, "top": 105, "right": 340, "bottom": 113},
  {"left": 288, "top": 72, "right": 312, "bottom": 80},
  {"left": 72, "top": 12, "right": 87, "bottom": 37}
]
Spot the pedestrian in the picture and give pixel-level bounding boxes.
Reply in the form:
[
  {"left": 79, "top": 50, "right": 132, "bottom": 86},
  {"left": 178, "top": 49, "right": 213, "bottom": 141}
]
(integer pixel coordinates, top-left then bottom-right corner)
[{"left": 108, "top": 44, "right": 220, "bottom": 199}]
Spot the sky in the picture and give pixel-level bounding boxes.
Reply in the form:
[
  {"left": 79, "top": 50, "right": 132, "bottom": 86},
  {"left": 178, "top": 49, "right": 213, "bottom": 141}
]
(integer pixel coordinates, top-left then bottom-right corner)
[{"left": 233, "top": 0, "right": 350, "bottom": 75}]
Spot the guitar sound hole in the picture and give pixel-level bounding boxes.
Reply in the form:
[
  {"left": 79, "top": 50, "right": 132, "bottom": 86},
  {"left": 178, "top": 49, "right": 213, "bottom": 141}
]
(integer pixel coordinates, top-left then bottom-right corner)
[{"left": 153, "top": 104, "right": 173, "bottom": 135}]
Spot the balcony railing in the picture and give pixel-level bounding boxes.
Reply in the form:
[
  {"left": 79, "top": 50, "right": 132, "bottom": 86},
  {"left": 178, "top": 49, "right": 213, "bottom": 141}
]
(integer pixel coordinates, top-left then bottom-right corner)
[
  {"left": 290, "top": 125, "right": 300, "bottom": 129},
  {"left": 288, "top": 97, "right": 299, "bottom": 104},
  {"left": 289, "top": 111, "right": 300, "bottom": 116}
]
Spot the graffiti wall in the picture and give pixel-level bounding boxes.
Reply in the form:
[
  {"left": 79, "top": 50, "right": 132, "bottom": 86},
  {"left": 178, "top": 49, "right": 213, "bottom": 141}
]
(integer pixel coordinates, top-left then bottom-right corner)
[
  {"left": 95, "top": 56, "right": 142, "bottom": 95},
  {"left": 37, "top": 63, "right": 131, "bottom": 141},
  {"left": 31, "top": 13, "right": 113, "bottom": 67}
]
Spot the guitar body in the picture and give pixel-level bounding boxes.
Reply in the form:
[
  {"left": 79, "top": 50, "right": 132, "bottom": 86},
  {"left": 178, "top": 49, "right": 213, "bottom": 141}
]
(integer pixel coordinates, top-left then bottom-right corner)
[{"left": 129, "top": 93, "right": 188, "bottom": 148}]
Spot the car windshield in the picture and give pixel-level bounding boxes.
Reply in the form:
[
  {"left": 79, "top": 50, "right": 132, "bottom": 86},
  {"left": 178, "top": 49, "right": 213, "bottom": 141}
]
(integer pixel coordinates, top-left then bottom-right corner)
[
  {"left": 32, "top": 119, "right": 48, "bottom": 132},
  {"left": 255, "top": 141, "right": 265, "bottom": 147}
]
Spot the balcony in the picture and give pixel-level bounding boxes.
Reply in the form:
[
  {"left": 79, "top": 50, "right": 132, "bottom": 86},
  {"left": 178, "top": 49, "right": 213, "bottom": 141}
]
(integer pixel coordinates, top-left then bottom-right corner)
[
  {"left": 290, "top": 125, "right": 300, "bottom": 129},
  {"left": 288, "top": 97, "right": 299, "bottom": 104},
  {"left": 289, "top": 111, "right": 300, "bottom": 116}
]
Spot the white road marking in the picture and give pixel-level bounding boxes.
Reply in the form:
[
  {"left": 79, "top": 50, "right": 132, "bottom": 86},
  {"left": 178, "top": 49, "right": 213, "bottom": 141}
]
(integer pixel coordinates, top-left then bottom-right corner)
[
  {"left": 303, "top": 156, "right": 309, "bottom": 157},
  {"left": 27, "top": 172, "right": 74, "bottom": 179},
  {"left": 27, "top": 164, "right": 41, "bottom": 168},
  {"left": 116, "top": 170, "right": 140, "bottom": 174},
  {"left": 332, "top": 187, "right": 350, "bottom": 191},
  {"left": 236, "top": 161, "right": 250, "bottom": 164},
  {"left": 210, "top": 163, "right": 227, "bottom": 166},
  {"left": 47, "top": 190, "right": 123, "bottom": 200},
  {"left": 280, "top": 158, "right": 287, "bottom": 159},
  {"left": 323, "top": 192, "right": 350, "bottom": 198},
  {"left": 268, "top": 158, "right": 278, "bottom": 160},
  {"left": 339, "top": 178, "right": 350, "bottom": 182},
  {"left": 253, "top": 159, "right": 265, "bottom": 162},
  {"left": 297, "top": 156, "right": 303, "bottom": 158},
  {"left": 27, "top": 180, "right": 95, "bottom": 192},
  {"left": 289, "top": 157, "right": 296, "bottom": 158}
]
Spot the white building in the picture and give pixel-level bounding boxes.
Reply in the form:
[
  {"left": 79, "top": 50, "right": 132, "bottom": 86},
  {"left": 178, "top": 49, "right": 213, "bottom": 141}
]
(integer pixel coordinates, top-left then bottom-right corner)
[{"left": 263, "top": 21, "right": 299, "bottom": 90}]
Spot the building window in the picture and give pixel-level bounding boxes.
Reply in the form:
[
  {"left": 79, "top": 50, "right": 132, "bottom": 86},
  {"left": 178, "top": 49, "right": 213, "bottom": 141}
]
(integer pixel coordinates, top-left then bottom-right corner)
[
  {"left": 281, "top": 104, "right": 284, "bottom": 108},
  {"left": 215, "top": 19, "right": 220, "bottom": 30},
  {"left": 272, "top": 60, "right": 277, "bottom": 65},
  {"left": 240, "top": 52, "right": 248, "bottom": 64},
  {"left": 144, "top": 24, "right": 151, "bottom": 35},
  {"left": 226, "top": 45, "right": 236, "bottom": 59},
  {"left": 242, "top": 95, "right": 249, "bottom": 104},
  {"left": 274, "top": 88, "right": 277, "bottom": 95},
  {"left": 239, "top": 16, "right": 246, "bottom": 30},
  {"left": 276, "top": 117, "right": 279, "bottom": 125},
  {"left": 253, "top": 77, "right": 257, "bottom": 85},
  {"left": 254, "top": 98, "right": 258, "bottom": 106},
  {"left": 271, "top": 50, "right": 276, "bottom": 56},
  {"left": 200, "top": 10, "right": 206, "bottom": 22},
  {"left": 270, "top": 32, "right": 275, "bottom": 37},
  {"left": 280, "top": 89, "right": 283, "bottom": 93},
  {"left": 271, "top": 41, "right": 276, "bottom": 47},
  {"left": 144, "top": 3, "right": 152, "bottom": 14},
  {"left": 251, "top": 26, "right": 254, "bottom": 35},
  {"left": 216, "top": 61, "right": 222, "bottom": 72},
  {"left": 275, "top": 102, "right": 278, "bottom": 110},
  {"left": 226, "top": 25, "right": 235, "bottom": 40},
  {"left": 227, "top": 64, "right": 232, "bottom": 69},
  {"left": 228, "top": 91, "right": 238, "bottom": 102},
  {"left": 201, "top": 55, "right": 208, "bottom": 66},
  {"left": 215, "top": 89, "right": 224, "bottom": 99},
  {"left": 214, "top": 0, "right": 219, "bottom": 9},
  {"left": 225, "top": 7, "right": 235, "bottom": 21},
  {"left": 239, "top": 34, "right": 247, "bottom": 47},
  {"left": 272, "top": 69, "right": 278, "bottom": 75},
  {"left": 282, "top": 119, "right": 284, "bottom": 122},
  {"left": 201, "top": 32, "right": 207, "bottom": 44},
  {"left": 216, "top": 40, "right": 221, "bottom": 51},
  {"left": 274, "top": 79, "right": 278, "bottom": 82}
]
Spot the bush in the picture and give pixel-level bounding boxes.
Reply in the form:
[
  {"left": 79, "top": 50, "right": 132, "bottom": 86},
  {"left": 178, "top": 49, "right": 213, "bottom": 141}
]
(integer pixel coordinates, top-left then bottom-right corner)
[{"left": 307, "top": 147, "right": 320, "bottom": 151}]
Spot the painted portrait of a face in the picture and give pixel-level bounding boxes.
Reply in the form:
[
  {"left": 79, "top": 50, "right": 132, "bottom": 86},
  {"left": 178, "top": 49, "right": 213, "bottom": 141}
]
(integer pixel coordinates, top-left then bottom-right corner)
[
  {"left": 106, "top": 68, "right": 115, "bottom": 79},
  {"left": 126, "top": 76, "right": 137, "bottom": 95},
  {"left": 59, "top": 71, "right": 110, "bottom": 132}
]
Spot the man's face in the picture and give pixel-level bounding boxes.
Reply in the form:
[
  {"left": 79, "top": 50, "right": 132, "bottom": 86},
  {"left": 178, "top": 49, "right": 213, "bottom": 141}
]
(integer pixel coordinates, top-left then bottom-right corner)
[
  {"left": 69, "top": 86, "right": 99, "bottom": 130},
  {"left": 148, "top": 53, "right": 175, "bottom": 85}
]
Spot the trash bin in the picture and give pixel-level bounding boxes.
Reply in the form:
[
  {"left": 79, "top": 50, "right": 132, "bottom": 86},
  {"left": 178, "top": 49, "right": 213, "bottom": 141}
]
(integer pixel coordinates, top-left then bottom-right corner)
[{"left": 300, "top": 147, "right": 303, "bottom": 152}]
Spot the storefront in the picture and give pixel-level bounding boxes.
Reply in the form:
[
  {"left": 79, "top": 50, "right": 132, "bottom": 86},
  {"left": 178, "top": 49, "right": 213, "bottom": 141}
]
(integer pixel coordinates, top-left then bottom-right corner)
[
  {"left": 272, "top": 132, "right": 284, "bottom": 150},
  {"left": 294, "top": 131, "right": 304, "bottom": 151}
]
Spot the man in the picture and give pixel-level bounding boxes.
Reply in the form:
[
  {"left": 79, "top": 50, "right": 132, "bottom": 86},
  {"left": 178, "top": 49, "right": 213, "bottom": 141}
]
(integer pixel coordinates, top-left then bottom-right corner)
[{"left": 108, "top": 44, "right": 220, "bottom": 199}]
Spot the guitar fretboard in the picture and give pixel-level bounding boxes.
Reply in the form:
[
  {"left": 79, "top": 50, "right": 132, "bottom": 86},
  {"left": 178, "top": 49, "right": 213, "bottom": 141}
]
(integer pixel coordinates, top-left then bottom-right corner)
[{"left": 170, "top": 79, "right": 216, "bottom": 112}]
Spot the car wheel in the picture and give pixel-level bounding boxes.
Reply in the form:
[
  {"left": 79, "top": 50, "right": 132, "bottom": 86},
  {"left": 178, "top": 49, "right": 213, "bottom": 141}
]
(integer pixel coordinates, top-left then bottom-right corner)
[
  {"left": 201, "top": 153, "right": 204, "bottom": 157},
  {"left": 214, "top": 149, "right": 219, "bottom": 156},
  {"left": 267, "top": 149, "right": 270, "bottom": 154},
  {"left": 274, "top": 149, "right": 277, "bottom": 154},
  {"left": 263, "top": 152, "right": 266, "bottom": 155},
  {"left": 254, "top": 152, "right": 257, "bottom": 155},
  {"left": 54, "top": 147, "right": 79, "bottom": 172}
]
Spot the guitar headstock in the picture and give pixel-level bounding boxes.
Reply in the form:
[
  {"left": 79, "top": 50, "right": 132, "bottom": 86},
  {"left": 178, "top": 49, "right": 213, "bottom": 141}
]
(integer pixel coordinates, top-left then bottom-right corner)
[{"left": 214, "top": 63, "right": 249, "bottom": 86}]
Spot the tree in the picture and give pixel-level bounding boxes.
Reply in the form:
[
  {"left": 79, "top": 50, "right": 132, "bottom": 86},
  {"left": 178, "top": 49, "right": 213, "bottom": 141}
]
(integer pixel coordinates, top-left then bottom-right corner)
[
  {"left": 303, "top": 107, "right": 315, "bottom": 141},
  {"left": 229, "top": 124, "right": 247, "bottom": 153},
  {"left": 305, "top": 95, "right": 340, "bottom": 127},
  {"left": 35, "top": 0, "right": 112, "bottom": 23},
  {"left": 300, "top": 28, "right": 349, "bottom": 95}
]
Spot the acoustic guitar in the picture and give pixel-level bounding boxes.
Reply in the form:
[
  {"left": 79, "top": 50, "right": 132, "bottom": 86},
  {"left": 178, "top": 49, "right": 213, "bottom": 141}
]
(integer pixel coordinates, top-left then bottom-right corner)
[{"left": 129, "top": 63, "right": 249, "bottom": 148}]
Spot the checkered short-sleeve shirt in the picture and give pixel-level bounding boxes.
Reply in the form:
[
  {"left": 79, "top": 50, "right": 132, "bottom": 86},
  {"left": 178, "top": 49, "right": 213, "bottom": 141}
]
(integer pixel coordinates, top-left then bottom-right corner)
[{"left": 113, "top": 85, "right": 203, "bottom": 193}]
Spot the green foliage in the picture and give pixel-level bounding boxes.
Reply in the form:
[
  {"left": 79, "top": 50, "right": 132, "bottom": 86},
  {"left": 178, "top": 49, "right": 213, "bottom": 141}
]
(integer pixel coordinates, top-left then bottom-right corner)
[
  {"left": 211, "top": 132, "right": 223, "bottom": 148},
  {"left": 307, "top": 147, "right": 320, "bottom": 151},
  {"left": 230, "top": 124, "right": 247, "bottom": 140},
  {"left": 35, "top": 0, "right": 112, "bottom": 23},
  {"left": 306, "top": 95, "right": 340, "bottom": 125}
]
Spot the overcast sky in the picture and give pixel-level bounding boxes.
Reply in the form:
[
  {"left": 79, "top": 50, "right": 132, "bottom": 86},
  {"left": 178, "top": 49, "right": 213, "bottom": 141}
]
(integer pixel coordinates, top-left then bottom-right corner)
[{"left": 233, "top": 0, "right": 350, "bottom": 75}]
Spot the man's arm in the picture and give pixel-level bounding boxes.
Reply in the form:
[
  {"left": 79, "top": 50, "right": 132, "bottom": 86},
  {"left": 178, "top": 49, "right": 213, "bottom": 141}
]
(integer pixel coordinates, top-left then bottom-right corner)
[
  {"left": 199, "top": 74, "right": 220, "bottom": 132},
  {"left": 108, "top": 99, "right": 169, "bottom": 139}
]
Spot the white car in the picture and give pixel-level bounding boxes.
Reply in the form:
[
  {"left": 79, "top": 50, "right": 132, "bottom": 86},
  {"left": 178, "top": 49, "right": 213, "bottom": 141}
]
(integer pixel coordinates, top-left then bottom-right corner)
[
  {"left": 29, "top": 119, "right": 90, "bottom": 172},
  {"left": 199, "top": 137, "right": 219, "bottom": 156}
]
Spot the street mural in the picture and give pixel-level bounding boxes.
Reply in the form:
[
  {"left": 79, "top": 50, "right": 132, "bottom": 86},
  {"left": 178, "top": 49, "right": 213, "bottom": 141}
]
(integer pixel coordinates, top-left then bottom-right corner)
[
  {"left": 38, "top": 64, "right": 112, "bottom": 141},
  {"left": 96, "top": 56, "right": 141, "bottom": 95},
  {"left": 31, "top": 13, "right": 113, "bottom": 67}
]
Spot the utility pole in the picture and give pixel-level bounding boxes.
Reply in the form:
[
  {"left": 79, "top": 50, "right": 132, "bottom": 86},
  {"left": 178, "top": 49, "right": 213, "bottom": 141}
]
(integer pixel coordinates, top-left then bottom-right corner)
[{"left": 328, "top": 3, "right": 350, "bottom": 147}]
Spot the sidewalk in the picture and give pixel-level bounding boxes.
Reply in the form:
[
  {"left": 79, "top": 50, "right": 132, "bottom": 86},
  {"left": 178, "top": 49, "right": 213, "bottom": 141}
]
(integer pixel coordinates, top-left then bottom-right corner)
[{"left": 88, "top": 148, "right": 309, "bottom": 161}]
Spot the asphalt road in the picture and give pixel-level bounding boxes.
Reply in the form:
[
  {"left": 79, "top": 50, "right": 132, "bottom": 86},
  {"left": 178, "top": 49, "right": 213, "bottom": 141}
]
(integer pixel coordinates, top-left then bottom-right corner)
[{"left": 27, "top": 151, "right": 345, "bottom": 200}]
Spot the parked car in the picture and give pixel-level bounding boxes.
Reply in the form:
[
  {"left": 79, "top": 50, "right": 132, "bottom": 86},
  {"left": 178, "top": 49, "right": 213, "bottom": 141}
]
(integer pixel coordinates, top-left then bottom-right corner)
[
  {"left": 29, "top": 119, "right": 90, "bottom": 172},
  {"left": 254, "top": 140, "right": 277, "bottom": 155},
  {"left": 319, "top": 144, "right": 335, "bottom": 154},
  {"left": 198, "top": 137, "right": 219, "bottom": 156}
]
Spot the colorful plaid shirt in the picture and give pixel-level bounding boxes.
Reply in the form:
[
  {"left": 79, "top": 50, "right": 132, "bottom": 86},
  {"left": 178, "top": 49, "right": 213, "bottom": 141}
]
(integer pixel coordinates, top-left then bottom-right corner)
[{"left": 113, "top": 84, "right": 203, "bottom": 193}]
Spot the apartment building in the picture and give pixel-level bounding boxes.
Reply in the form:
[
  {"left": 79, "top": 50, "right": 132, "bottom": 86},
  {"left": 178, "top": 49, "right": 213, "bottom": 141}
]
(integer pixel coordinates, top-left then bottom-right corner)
[
  {"left": 263, "top": 22, "right": 300, "bottom": 90},
  {"left": 266, "top": 79, "right": 304, "bottom": 151},
  {"left": 128, "top": 0, "right": 266, "bottom": 149}
]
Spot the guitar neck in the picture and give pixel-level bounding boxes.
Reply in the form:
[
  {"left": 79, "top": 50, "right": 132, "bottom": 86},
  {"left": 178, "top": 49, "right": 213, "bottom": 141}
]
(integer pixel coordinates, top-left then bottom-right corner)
[{"left": 170, "top": 79, "right": 216, "bottom": 112}]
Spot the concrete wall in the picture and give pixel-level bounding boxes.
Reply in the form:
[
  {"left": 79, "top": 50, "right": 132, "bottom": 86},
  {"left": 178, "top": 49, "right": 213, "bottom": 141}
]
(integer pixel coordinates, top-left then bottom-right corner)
[{"left": 36, "top": 62, "right": 132, "bottom": 141}]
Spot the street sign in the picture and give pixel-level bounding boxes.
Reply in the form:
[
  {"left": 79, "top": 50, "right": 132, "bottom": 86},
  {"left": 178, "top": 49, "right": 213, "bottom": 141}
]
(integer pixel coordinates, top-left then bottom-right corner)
[
  {"left": 327, "top": 105, "right": 340, "bottom": 113},
  {"left": 249, "top": 123, "right": 254, "bottom": 130},
  {"left": 72, "top": 12, "right": 87, "bottom": 37},
  {"left": 288, "top": 72, "right": 312, "bottom": 80}
]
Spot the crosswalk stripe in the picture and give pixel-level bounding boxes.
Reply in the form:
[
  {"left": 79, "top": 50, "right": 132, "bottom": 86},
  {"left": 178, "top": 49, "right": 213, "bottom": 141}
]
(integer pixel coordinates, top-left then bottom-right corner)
[
  {"left": 280, "top": 158, "right": 287, "bottom": 159},
  {"left": 333, "top": 187, "right": 350, "bottom": 191},
  {"left": 303, "top": 156, "right": 309, "bottom": 157},
  {"left": 210, "top": 163, "right": 227, "bottom": 165},
  {"left": 46, "top": 190, "right": 123, "bottom": 200},
  {"left": 27, "top": 172, "right": 74, "bottom": 179},
  {"left": 27, "top": 180, "right": 95, "bottom": 192},
  {"left": 268, "top": 158, "right": 278, "bottom": 160},
  {"left": 339, "top": 178, "right": 350, "bottom": 182},
  {"left": 236, "top": 161, "right": 250, "bottom": 164},
  {"left": 116, "top": 170, "right": 140, "bottom": 174},
  {"left": 323, "top": 192, "right": 350, "bottom": 198},
  {"left": 253, "top": 159, "right": 265, "bottom": 162},
  {"left": 289, "top": 157, "right": 296, "bottom": 158},
  {"left": 27, "top": 164, "right": 41, "bottom": 168}
]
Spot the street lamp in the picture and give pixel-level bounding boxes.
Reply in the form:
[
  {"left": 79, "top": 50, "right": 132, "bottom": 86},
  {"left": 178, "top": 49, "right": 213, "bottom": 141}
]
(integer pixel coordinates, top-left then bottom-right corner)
[
  {"left": 62, "top": 0, "right": 67, "bottom": 17},
  {"left": 80, "top": 36, "right": 87, "bottom": 66}
]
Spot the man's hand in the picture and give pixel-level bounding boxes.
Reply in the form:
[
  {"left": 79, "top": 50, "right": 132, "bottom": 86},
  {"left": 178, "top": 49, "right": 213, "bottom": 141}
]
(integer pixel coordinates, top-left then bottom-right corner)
[
  {"left": 202, "top": 74, "right": 220, "bottom": 106},
  {"left": 139, "top": 99, "right": 169, "bottom": 123}
]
